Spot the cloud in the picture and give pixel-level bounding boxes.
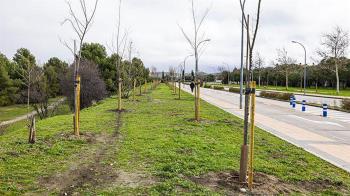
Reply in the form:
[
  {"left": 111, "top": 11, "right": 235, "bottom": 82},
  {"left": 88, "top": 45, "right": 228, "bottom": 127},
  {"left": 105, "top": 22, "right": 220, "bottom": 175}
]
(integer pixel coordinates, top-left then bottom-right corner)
[{"left": 0, "top": 0, "right": 349, "bottom": 73}]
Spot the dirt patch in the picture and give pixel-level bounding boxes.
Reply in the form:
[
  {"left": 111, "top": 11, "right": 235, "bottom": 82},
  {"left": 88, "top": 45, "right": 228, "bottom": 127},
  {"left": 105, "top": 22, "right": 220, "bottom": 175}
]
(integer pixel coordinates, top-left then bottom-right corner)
[
  {"left": 186, "top": 118, "right": 216, "bottom": 125},
  {"left": 53, "top": 132, "right": 98, "bottom": 144},
  {"left": 168, "top": 112, "right": 184, "bottom": 117},
  {"left": 107, "top": 109, "right": 131, "bottom": 114},
  {"left": 0, "top": 125, "right": 9, "bottom": 135},
  {"left": 188, "top": 171, "right": 347, "bottom": 195},
  {"left": 39, "top": 111, "right": 156, "bottom": 195},
  {"left": 110, "top": 170, "right": 155, "bottom": 188}
]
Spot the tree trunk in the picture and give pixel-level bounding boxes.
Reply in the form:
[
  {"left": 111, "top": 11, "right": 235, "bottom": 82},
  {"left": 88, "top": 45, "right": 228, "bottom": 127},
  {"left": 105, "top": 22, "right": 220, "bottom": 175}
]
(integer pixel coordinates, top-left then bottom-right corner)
[
  {"left": 28, "top": 117, "right": 36, "bottom": 144},
  {"left": 336, "top": 64, "right": 340, "bottom": 95},
  {"left": 285, "top": 70, "right": 288, "bottom": 90}
]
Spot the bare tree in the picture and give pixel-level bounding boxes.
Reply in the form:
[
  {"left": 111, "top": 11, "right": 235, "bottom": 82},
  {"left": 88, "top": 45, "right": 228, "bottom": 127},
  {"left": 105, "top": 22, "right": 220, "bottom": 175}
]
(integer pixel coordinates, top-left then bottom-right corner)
[
  {"left": 62, "top": 0, "right": 99, "bottom": 136},
  {"left": 179, "top": 0, "right": 211, "bottom": 121},
  {"left": 150, "top": 66, "right": 157, "bottom": 78},
  {"left": 109, "top": 0, "right": 129, "bottom": 110},
  {"left": 276, "top": 48, "right": 297, "bottom": 90},
  {"left": 318, "top": 26, "right": 349, "bottom": 94},
  {"left": 254, "top": 52, "right": 264, "bottom": 87},
  {"left": 239, "top": 0, "right": 262, "bottom": 184},
  {"left": 13, "top": 62, "right": 43, "bottom": 143}
]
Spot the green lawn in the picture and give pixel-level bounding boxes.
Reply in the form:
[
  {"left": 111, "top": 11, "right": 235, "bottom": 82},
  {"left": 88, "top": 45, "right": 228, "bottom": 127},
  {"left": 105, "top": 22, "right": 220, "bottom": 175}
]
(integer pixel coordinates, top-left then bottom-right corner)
[
  {"left": 0, "top": 97, "right": 64, "bottom": 122},
  {"left": 212, "top": 83, "right": 350, "bottom": 97},
  {"left": 0, "top": 104, "right": 28, "bottom": 122},
  {"left": 0, "top": 84, "right": 349, "bottom": 195}
]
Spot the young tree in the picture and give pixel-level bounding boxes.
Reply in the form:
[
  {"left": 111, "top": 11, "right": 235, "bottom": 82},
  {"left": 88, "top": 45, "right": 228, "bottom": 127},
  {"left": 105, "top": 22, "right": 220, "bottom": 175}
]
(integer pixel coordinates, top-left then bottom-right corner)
[
  {"left": 179, "top": 0, "right": 211, "bottom": 121},
  {"left": 31, "top": 68, "right": 50, "bottom": 120},
  {"left": 239, "top": 0, "right": 262, "bottom": 184},
  {"left": 62, "top": 0, "right": 99, "bottom": 136},
  {"left": 109, "top": 0, "right": 129, "bottom": 110},
  {"left": 276, "top": 48, "right": 297, "bottom": 90},
  {"left": 318, "top": 26, "right": 349, "bottom": 94},
  {"left": 254, "top": 52, "right": 264, "bottom": 87},
  {"left": 13, "top": 54, "right": 41, "bottom": 144}
]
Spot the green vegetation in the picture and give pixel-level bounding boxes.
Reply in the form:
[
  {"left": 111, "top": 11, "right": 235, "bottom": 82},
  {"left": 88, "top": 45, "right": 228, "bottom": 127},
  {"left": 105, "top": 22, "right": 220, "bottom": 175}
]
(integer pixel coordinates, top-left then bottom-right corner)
[
  {"left": 0, "top": 97, "right": 64, "bottom": 122},
  {"left": 0, "top": 104, "right": 28, "bottom": 122},
  {"left": 213, "top": 85, "right": 224, "bottom": 90},
  {"left": 260, "top": 91, "right": 294, "bottom": 101},
  {"left": 203, "top": 84, "right": 211, "bottom": 88},
  {"left": 1, "top": 84, "right": 350, "bottom": 195}
]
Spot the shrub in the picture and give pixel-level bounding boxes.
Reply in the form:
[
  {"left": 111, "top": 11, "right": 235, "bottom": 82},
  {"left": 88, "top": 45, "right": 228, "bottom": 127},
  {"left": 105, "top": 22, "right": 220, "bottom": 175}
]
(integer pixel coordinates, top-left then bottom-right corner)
[
  {"left": 342, "top": 99, "right": 350, "bottom": 111},
  {"left": 229, "top": 87, "right": 241, "bottom": 93},
  {"left": 213, "top": 86, "right": 224, "bottom": 90},
  {"left": 204, "top": 84, "right": 212, "bottom": 88},
  {"left": 60, "top": 59, "right": 107, "bottom": 110},
  {"left": 260, "top": 91, "right": 293, "bottom": 101}
]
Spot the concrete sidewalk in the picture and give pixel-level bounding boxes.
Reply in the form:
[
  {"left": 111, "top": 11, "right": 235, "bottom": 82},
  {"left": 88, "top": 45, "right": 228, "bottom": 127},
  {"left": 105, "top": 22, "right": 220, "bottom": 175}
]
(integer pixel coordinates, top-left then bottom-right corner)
[{"left": 183, "top": 84, "right": 350, "bottom": 173}]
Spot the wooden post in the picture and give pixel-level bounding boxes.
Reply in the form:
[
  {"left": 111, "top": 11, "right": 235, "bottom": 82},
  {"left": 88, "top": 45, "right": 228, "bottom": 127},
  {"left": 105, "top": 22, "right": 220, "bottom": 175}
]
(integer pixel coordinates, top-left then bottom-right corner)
[
  {"left": 74, "top": 76, "right": 81, "bottom": 136},
  {"left": 178, "top": 80, "right": 181, "bottom": 100},
  {"left": 133, "top": 79, "right": 136, "bottom": 101},
  {"left": 139, "top": 81, "right": 142, "bottom": 96},
  {"left": 118, "top": 78, "right": 122, "bottom": 111},
  {"left": 197, "top": 79, "right": 200, "bottom": 121},
  {"left": 248, "top": 81, "right": 256, "bottom": 190},
  {"left": 195, "top": 79, "right": 200, "bottom": 121},
  {"left": 28, "top": 116, "right": 36, "bottom": 144}
]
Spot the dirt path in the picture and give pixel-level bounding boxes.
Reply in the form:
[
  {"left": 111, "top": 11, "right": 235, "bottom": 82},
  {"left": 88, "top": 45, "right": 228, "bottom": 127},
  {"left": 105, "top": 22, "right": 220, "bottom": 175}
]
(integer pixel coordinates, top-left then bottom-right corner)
[{"left": 40, "top": 110, "right": 154, "bottom": 195}]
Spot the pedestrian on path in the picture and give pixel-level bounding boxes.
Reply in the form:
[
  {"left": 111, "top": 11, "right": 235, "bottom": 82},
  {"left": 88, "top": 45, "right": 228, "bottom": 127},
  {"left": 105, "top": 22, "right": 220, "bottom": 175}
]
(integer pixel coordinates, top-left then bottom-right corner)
[{"left": 190, "top": 82, "right": 195, "bottom": 93}]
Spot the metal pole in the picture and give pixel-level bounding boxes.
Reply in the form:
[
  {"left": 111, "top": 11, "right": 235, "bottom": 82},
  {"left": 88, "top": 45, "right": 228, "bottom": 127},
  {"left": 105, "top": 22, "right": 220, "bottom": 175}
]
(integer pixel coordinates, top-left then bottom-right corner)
[
  {"left": 292, "top": 41, "right": 307, "bottom": 95},
  {"left": 304, "top": 47, "right": 307, "bottom": 95},
  {"left": 239, "top": 1, "right": 246, "bottom": 110}
]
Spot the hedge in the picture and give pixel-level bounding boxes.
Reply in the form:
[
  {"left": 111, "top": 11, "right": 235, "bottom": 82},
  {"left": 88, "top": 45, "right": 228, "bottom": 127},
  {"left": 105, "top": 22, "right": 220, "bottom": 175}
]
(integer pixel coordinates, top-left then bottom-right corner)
[
  {"left": 260, "top": 91, "right": 293, "bottom": 101},
  {"left": 342, "top": 99, "right": 350, "bottom": 111},
  {"left": 213, "top": 86, "right": 225, "bottom": 90}
]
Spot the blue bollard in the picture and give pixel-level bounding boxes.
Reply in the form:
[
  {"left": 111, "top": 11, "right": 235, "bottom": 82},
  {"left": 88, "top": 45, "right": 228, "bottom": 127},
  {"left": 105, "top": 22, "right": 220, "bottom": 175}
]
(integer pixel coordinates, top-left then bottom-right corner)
[
  {"left": 302, "top": 100, "right": 306, "bottom": 112},
  {"left": 290, "top": 96, "right": 293, "bottom": 105},
  {"left": 323, "top": 104, "right": 328, "bottom": 117},
  {"left": 292, "top": 97, "right": 296, "bottom": 108}
]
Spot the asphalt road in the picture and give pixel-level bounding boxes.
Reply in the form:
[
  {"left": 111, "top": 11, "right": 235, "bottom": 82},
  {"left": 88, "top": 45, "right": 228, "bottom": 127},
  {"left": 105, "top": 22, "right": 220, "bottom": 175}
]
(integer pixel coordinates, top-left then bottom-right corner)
[{"left": 183, "top": 85, "right": 350, "bottom": 172}]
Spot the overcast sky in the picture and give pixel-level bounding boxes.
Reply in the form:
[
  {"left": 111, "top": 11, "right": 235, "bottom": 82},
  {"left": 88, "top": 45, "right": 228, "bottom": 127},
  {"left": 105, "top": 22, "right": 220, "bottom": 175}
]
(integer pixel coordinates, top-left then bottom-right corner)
[{"left": 1, "top": 0, "right": 350, "bottom": 73}]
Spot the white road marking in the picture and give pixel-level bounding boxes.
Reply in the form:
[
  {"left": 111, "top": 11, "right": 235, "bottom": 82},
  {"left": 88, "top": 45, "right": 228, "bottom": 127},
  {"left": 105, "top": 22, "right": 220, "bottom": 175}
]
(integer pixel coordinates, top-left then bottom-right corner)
[{"left": 288, "top": 115, "right": 344, "bottom": 128}]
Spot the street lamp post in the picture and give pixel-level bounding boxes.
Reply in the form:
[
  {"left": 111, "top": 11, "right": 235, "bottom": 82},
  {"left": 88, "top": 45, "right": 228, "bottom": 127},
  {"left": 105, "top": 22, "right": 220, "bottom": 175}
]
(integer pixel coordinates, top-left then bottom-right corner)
[
  {"left": 183, "top": 54, "right": 194, "bottom": 82},
  {"left": 292, "top": 41, "right": 307, "bottom": 95},
  {"left": 239, "top": 0, "right": 246, "bottom": 110},
  {"left": 195, "top": 39, "right": 211, "bottom": 77}
]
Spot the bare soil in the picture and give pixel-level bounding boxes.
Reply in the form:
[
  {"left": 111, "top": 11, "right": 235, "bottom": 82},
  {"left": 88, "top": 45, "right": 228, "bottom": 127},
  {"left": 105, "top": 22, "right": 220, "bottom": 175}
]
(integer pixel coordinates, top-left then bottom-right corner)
[
  {"left": 189, "top": 171, "right": 348, "bottom": 195},
  {"left": 40, "top": 111, "right": 155, "bottom": 195}
]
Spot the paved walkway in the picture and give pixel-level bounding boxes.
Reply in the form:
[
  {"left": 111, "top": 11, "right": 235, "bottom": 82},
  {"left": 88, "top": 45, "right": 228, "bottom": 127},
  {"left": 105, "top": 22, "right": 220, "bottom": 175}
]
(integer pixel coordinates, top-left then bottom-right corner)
[
  {"left": 183, "top": 85, "right": 350, "bottom": 173},
  {"left": 0, "top": 98, "right": 66, "bottom": 127}
]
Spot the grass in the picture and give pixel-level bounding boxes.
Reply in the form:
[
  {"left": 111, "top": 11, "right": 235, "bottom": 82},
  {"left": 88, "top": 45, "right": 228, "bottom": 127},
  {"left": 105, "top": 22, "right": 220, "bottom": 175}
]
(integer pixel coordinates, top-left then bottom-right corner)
[
  {"left": 0, "top": 84, "right": 350, "bottom": 195},
  {"left": 0, "top": 97, "right": 64, "bottom": 122},
  {"left": 211, "top": 83, "right": 350, "bottom": 97},
  {"left": 0, "top": 104, "right": 28, "bottom": 122}
]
